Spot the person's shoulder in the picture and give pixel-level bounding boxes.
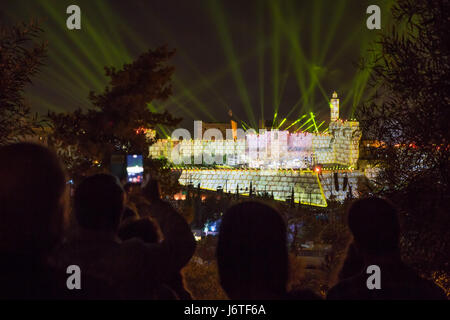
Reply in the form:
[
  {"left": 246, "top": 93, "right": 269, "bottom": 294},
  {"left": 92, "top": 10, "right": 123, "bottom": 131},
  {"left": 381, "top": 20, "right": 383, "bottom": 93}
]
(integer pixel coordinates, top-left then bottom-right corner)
[
  {"left": 326, "top": 281, "right": 348, "bottom": 300},
  {"left": 396, "top": 265, "right": 447, "bottom": 300},
  {"left": 118, "top": 237, "right": 162, "bottom": 259},
  {"left": 327, "top": 266, "right": 448, "bottom": 300},
  {"left": 120, "top": 237, "right": 157, "bottom": 249},
  {"left": 410, "top": 274, "right": 447, "bottom": 300},
  {"left": 51, "top": 267, "right": 120, "bottom": 300},
  {"left": 326, "top": 274, "right": 367, "bottom": 300},
  {"left": 152, "top": 199, "right": 176, "bottom": 212},
  {"left": 287, "top": 289, "right": 323, "bottom": 300}
]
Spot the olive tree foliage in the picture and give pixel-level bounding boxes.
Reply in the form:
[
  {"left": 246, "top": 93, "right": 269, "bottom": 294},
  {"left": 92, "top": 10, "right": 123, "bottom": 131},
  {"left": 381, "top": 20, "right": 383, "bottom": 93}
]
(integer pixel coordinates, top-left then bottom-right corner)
[
  {"left": 48, "top": 46, "right": 181, "bottom": 183},
  {"left": 356, "top": 0, "right": 449, "bottom": 290},
  {"left": 0, "top": 21, "right": 47, "bottom": 145}
]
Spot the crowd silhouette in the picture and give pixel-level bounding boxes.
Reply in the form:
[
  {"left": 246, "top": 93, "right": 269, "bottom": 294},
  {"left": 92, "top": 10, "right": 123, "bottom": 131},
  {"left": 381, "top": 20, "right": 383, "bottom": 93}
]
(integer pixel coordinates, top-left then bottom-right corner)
[{"left": 0, "top": 142, "right": 446, "bottom": 300}]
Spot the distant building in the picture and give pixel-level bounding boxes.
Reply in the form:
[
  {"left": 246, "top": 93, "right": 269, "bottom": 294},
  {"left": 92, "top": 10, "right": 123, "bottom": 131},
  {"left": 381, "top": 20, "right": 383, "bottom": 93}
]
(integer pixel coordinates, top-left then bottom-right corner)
[
  {"left": 150, "top": 92, "right": 360, "bottom": 169},
  {"left": 149, "top": 92, "right": 369, "bottom": 207},
  {"left": 201, "top": 122, "right": 232, "bottom": 138}
]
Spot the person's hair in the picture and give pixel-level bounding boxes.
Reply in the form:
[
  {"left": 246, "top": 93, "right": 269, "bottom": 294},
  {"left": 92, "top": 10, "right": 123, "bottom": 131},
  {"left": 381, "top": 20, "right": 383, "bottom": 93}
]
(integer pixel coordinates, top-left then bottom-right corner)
[
  {"left": 347, "top": 197, "right": 400, "bottom": 255},
  {"left": 0, "top": 143, "right": 67, "bottom": 254},
  {"left": 217, "top": 201, "right": 288, "bottom": 299},
  {"left": 74, "top": 174, "right": 124, "bottom": 231},
  {"left": 118, "top": 217, "right": 160, "bottom": 243}
]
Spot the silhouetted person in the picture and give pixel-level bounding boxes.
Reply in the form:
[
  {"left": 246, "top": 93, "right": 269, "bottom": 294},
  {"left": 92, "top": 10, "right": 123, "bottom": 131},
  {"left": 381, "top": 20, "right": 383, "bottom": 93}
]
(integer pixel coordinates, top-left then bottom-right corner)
[
  {"left": 142, "top": 178, "right": 162, "bottom": 202},
  {"left": 74, "top": 174, "right": 124, "bottom": 231},
  {"left": 217, "top": 201, "right": 321, "bottom": 300},
  {"left": 121, "top": 182, "right": 140, "bottom": 224},
  {"left": 119, "top": 217, "right": 161, "bottom": 244},
  {"left": 53, "top": 173, "right": 195, "bottom": 299},
  {"left": 136, "top": 178, "right": 163, "bottom": 218},
  {"left": 337, "top": 241, "right": 365, "bottom": 281},
  {"left": 0, "top": 143, "right": 67, "bottom": 299},
  {"left": 0, "top": 143, "right": 114, "bottom": 299},
  {"left": 118, "top": 217, "right": 193, "bottom": 300},
  {"left": 327, "top": 197, "right": 446, "bottom": 300}
]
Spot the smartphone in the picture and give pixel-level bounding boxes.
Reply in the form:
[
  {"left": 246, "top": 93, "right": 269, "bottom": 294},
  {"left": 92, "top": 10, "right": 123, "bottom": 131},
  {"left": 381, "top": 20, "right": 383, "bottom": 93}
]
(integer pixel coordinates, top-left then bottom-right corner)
[{"left": 126, "top": 154, "right": 144, "bottom": 183}]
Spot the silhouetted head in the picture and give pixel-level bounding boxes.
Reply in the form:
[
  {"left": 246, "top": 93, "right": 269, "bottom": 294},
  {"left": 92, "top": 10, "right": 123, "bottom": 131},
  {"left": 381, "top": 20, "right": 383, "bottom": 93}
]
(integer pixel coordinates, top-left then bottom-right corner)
[
  {"left": 74, "top": 174, "right": 124, "bottom": 232},
  {"left": 217, "top": 201, "right": 288, "bottom": 299},
  {"left": 118, "top": 217, "right": 160, "bottom": 244},
  {"left": 347, "top": 197, "right": 400, "bottom": 256},
  {"left": 0, "top": 143, "right": 67, "bottom": 255}
]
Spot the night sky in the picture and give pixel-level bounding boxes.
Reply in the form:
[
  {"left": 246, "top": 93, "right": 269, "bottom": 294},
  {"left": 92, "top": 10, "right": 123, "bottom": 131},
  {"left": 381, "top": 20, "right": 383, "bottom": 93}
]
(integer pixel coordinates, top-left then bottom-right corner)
[{"left": 1, "top": 0, "right": 393, "bottom": 129}]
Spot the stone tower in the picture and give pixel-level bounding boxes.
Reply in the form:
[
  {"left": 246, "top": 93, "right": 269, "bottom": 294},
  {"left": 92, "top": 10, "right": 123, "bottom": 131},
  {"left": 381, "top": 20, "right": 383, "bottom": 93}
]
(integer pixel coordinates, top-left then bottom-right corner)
[{"left": 330, "top": 91, "right": 339, "bottom": 122}]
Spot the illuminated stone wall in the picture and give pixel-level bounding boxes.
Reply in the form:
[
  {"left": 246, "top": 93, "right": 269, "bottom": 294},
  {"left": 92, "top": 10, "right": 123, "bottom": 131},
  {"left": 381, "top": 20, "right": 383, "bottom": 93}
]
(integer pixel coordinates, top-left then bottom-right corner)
[
  {"left": 149, "top": 120, "right": 360, "bottom": 168},
  {"left": 149, "top": 91, "right": 361, "bottom": 168},
  {"left": 329, "top": 120, "right": 361, "bottom": 166},
  {"left": 312, "top": 134, "right": 334, "bottom": 164},
  {"left": 179, "top": 169, "right": 328, "bottom": 207},
  {"left": 149, "top": 139, "right": 173, "bottom": 159},
  {"left": 320, "top": 170, "right": 363, "bottom": 200},
  {"left": 178, "top": 169, "right": 371, "bottom": 206},
  {"left": 148, "top": 91, "right": 367, "bottom": 206}
]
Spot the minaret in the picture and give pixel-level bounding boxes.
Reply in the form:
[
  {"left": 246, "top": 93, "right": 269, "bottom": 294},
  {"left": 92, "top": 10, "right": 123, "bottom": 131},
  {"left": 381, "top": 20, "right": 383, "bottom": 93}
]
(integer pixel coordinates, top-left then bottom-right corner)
[{"left": 330, "top": 91, "right": 339, "bottom": 122}]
